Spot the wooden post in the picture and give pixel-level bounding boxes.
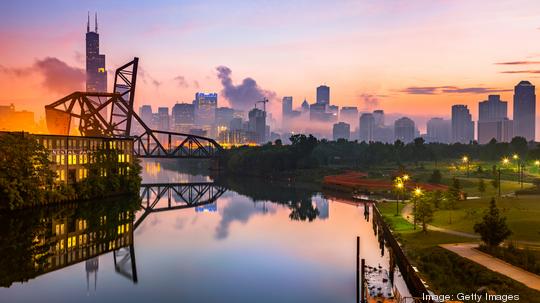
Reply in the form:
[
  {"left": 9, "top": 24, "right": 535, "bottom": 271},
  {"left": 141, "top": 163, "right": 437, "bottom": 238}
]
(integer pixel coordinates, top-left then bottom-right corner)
[
  {"left": 361, "top": 258, "right": 365, "bottom": 303},
  {"left": 356, "top": 236, "right": 360, "bottom": 303}
]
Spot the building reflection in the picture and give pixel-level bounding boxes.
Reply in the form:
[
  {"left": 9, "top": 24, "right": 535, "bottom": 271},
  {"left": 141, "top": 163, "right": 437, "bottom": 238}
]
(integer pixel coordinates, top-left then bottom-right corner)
[{"left": 0, "top": 197, "right": 139, "bottom": 288}]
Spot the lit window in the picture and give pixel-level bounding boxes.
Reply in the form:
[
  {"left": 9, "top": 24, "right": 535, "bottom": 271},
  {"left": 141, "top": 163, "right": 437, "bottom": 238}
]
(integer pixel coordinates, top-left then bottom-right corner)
[{"left": 98, "top": 67, "right": 105, "bottom": 73}]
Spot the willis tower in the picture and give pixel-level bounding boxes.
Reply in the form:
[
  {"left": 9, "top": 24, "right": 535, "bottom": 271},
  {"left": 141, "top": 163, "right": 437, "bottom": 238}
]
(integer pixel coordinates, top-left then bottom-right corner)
[{"left": 86, "top": 12, "right": 107, "bottom": 92}]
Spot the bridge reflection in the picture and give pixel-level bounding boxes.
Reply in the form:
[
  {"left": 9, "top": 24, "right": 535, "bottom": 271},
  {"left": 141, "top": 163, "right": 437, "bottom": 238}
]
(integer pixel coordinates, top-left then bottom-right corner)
[{"left": 0, "top": 182, "right": 226, "bottom": 289}]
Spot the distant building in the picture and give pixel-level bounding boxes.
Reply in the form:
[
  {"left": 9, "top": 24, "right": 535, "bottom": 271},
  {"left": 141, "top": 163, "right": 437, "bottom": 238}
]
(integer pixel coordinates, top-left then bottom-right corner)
[
  {"left": 426, "top": 118, "right": 451, "bottom": 143},
  {"left": 359, "top": 113, "right": 375, "bottom": 142},
  {"left": 513, "top": 81, "right": 536, "bottom": 141},
  {"left": 478, "top": 95, "right": 512, "bottom": 143},
  {"left": 215, "top": 107, "right": 234, "bottom": 129},
  {"left": 194, "top": 92, "right": 217, "bottom": 126},
  {"left": 229, "top": 117, "right": 243, "bottom": 131},
  {"left": 309, "top": 103, "right": 329, "bottom": 121},
  {"left": 373, "top": 126, "right": 394, "bottom": 143},
  {"left": 451, "top": 105, "right": 474, "bottom": 144},
  {"left": 172, "top": 103, "right": 194, "bottom": 132},
  {"left": 139, "top": 105, "right": 153, "bottom": 128},
  {"left": 248, "top": 108, "right": 267, "bottom": 144},
  {"left": 282, "top": 96, "right": 293, "bottom": 117},
  {"left": 157, "top": 107, "right": 169, "bottom": 131},
  {"left": 394, "top": 117, "right": 415, "bottom": 143},
  {"left": 328, "top": 105, "right": 339, "bottom": 121},
  {"left": 340, "top": 107, "right": 359, "bottom": 128},
  {"left": 301, "top": 99, "right": 310, "bottom": 113},
  {"left": 373, "top": 110, "right": 385, "bottom": 127},
  {"left": 333, "top": 122, "right": 350, "bottom": 141},
  {"left": 85, "top": 13, "right": 106, "bottom": 93},
  {"left": 0, "top": 104, "right": 36, "bottom": 132},
  {"left": 316, "top": 85, "right": 330, "bottom": 105}
]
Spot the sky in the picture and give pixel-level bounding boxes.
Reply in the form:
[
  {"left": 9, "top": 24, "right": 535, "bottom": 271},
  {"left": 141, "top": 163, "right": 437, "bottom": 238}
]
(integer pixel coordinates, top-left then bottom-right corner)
[{"left": 1, "top": 0, "right": 540, "bottom": 132}]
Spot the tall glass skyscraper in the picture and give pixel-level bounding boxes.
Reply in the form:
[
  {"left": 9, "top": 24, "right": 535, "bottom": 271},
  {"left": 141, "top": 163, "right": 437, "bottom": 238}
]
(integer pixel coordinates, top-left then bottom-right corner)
[
  {"left": 513, "top": 81, "right": 536, "bottom": 141},
  {"left": 316, "top": 85, "right": 330, "bottom": 105},
  {"left": 86, "top": 13, "right": 107, "bottom": 93}
]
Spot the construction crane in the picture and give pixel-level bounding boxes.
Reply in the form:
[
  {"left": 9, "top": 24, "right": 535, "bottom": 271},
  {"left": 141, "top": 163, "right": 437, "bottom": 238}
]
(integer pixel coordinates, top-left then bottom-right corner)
[{"left": 254, "top": 98, "right": 269, "bottom": 112}]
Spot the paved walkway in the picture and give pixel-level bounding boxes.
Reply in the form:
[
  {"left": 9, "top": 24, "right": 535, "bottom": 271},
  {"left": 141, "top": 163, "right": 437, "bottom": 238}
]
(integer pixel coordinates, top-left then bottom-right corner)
[{"left": 440, "top": 243, "right": 540, "bottom": 291}]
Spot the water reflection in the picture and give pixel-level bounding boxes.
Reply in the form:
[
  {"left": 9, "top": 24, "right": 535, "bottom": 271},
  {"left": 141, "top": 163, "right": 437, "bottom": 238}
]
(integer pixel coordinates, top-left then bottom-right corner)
[
  {"left": 0, "top": 160, "right": 408, "bottom": 303},
  {"left": 0, "top": 196, "right": 140, "bottom": 288}
]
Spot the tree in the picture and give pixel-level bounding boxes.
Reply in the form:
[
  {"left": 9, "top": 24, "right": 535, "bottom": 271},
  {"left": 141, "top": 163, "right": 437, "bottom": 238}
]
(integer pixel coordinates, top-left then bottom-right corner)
[
  {"left": 474, "top": 198, "right": 512, "bottom": 247},
  {"left": 0, "top": 133, "right": 55, "bottom": 209},
  {"left": 452, "top": 177, "right": 461, "bottom": 191},
  {"left": 444, "top": 184, "right": 461, "bottom": 224},
  {"left": 414, "top": 195, "right": 434, "bottom": 232},
  {"left": 428, "top": 169, "right": 442, "bottom": 184},
  {"left": 478, "top": 179, "right": 486, "bottom": 196}
]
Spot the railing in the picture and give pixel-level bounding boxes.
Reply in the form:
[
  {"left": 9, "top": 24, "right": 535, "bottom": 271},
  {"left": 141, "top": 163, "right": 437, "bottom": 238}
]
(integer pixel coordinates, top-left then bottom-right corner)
[{"left": 372, "top": 206, "right": 434, "bottom": 303}]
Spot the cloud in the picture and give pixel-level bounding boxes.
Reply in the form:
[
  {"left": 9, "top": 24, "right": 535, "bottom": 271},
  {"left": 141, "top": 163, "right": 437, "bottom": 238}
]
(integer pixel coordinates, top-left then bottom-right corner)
[
  {"left": 495, "top": 61, "right": 540, "bottom": 65},
  {"left": 216, "top": 66, "right": 277, "bottom": 111},
  {"left": 138, "top": 66, "right": 161, "bottom": 89},
  {"left": 174, "top": 75, "right": 199, "bottom": 88},
  {"left": 500, "top": 70, "right": 540, "bottom": 74},
  {"left": 359, "top": 93, "right": 387, "bottom": 109},
  {"left": 400, "top": 85, "right": 511, "bottom": 95},
  {"left": 0, "top": 57, "right": 85, "bottom": 94},
  {"left": 174, "top": 75, "right": 189, "bottom": 88}
]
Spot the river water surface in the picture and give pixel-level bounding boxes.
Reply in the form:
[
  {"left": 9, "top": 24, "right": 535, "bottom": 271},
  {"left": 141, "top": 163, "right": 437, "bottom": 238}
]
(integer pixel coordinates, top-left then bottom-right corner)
[{"left": 0, "top": 160, "right": 408, "bottom": 302}]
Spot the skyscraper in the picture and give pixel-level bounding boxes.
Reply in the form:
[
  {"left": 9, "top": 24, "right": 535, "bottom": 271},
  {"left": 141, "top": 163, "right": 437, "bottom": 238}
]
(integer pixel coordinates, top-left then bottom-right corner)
[
  {"left": 451, "top": 105, "right": 474, "bottom": 144},
  {"left": 394, "top": 117, "right": 415, "bottom": 143},
  {"left": 426, "top": 118, "right": 451, "bottom": 143},
  {"left": 157, "top": 107, "right": 169, "bottom": 131},
  {"left": 139, "top": 105, "right": 153, "bottom": 127},
  {"left": 316, "top": 85, "right": 330, "bottom": 105},
  {"left": 172, "top": 103, "right": 195, "bottom": 132},
  {"left": 333, "top": 122, "right": 350, "bottom": 141},
  {"left": 86, "top": 12, "right": 107, "bottom": 93},
  {"left": 372, "top": 110, "right": 385, "bottom": 127},
  {"left": 513, "top": 81, "right": 536, "bottom": 141},
  {"left": 359, "top": 113, "right": 375, "bottom": 142},
  {"left": 478, "top": 95, "right": 512, "bottom": 144},
  {"left": 339, "top": 107, "right": 359, "bottom": 127},
  {"left": 248, "top": 108, "right": 266, "bottom": 144},
  {"left": 194, "top": 93, "right": 218, "bottom": 126},
  {"left": 282, "top": 96, "right": 293, "bottom": 117}
]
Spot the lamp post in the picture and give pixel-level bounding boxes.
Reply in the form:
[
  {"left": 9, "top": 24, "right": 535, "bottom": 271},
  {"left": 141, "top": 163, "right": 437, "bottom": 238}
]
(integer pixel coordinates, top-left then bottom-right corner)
[
  {"left": 512, "top": 154, "right": 524, "bottom": 189},
  {"left": 412, "top": 187, "right": 423, "bottom": 230},
  {"left": 462, "top": 156, "right": 469, "bottom": 177},
  {"left": 500, "top": 157, "right": 510, "bottom": 197},
  {"left": 394, "top": 179, "right": 404, "bottom": 216}
]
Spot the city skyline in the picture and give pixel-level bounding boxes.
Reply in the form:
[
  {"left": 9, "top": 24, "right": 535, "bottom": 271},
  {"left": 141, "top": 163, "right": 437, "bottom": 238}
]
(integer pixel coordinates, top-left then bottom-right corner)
[{"left": 2, "top": 0, "right": 540, "bottom": 137}]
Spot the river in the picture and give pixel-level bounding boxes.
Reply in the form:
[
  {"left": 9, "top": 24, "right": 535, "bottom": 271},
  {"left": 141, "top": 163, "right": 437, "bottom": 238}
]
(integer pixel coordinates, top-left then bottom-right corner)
[{"left": 0, "top": 159, "right": 409, "bottom": 302}]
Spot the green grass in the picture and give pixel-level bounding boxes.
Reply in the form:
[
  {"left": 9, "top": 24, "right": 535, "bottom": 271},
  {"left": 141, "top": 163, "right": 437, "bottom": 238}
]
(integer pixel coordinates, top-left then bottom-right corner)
[
  {"left": 377, "top": 201, "right": 415, "bottom": 233},
  {"left": 430, "top": 195, "right": 540, "bottom": 243}
]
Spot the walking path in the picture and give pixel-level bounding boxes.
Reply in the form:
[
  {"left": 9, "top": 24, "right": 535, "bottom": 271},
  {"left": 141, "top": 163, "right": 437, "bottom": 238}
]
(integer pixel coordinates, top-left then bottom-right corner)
[{"left": 440, "top": 243, "right": 540, "bottom": 291}]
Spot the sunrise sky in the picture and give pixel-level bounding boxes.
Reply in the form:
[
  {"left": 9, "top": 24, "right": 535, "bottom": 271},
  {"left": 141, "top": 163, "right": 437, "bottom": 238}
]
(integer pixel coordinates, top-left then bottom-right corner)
[{"left": 2, "top": 0, "right": 540, "bottom": 130}]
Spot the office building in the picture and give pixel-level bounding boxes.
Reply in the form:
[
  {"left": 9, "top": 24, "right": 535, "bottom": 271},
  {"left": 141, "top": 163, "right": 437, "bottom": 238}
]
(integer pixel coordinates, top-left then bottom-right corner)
[
  {"left": 394, "top": 117, "right": 415, "bottom": 143},
  {"left": 194, "top": 92, "right": 217, "bottom": 126},
  {"left": 451, "top": 105, "right": 474, "bottom": 144},
  {"left": 282, "top": 96, "right": 293, "bottom": 117},
  {"left": 333, "top": 122, "right": 350, "bottom": 141},
  {"left": 172, "top": 103, "right": 195, "bottom": 132},
  {"left": 478, "top": 95, "right": 512, "bottom": 143},
  {"left": 248, "top": 108, "right": 267, "bottom": 144},
  {"left": 301, "top": 99, "right": 310, "bottom": 113},
  {"left": 340, "top": 107, "right": 359, "bottom": 127},
  {"left": 513, "top": 81, "right": 536, "bottom": 141},
  {"left": 139, "top": 105, "right": 153, "bottom": 128},
  {"left": 426, "top": 118, "right": 451, "bottom": 143},
  {"left": 316, "top": 85, "right": 330, "bottom": 105},
  {"left": 85, "top": 13, "right": 107, "bottom": 93},
  {"left": 157, "top": 107, "right": 169, "bottom": 131},
  {"left": 373, "top": 110, "right": 385, "bottom": 127},
  {"left": 0, "top": 104, "right": 36, "bottom": 132},
  {"left": 359, "top": 113, "right": 375, "bottom": 142}
]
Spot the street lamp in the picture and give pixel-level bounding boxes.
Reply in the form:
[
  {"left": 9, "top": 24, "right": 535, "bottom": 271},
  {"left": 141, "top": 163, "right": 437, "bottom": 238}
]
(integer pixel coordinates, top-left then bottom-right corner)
[
  {"left": 412, "top": 187, "right": 423, "bottom": 230},
  {"left": 402, "top": 174, "right": 410, "bottom": 182},
  {"left": 512, "top": 154, "right": 524, "bottom": 188},
  {"left": 462, "top": 156, "right": 470, "bottom": 177},
  {"left": 394, "top": 178, "right": 404, "bottom": 216}
]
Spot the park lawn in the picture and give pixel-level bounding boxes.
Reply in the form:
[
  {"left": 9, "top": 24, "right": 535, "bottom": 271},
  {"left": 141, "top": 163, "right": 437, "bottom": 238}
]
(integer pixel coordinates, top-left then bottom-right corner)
[
  {"left": 377, "top": 201, "right": 415, "bottom": 233},
  {"left": 430, "top": 195, "right": 540, "bottom": 243}
]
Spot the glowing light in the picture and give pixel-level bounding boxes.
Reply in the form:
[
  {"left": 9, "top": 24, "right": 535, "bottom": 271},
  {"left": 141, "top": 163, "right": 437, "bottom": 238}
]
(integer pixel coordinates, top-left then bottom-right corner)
[
  {"left": 462, "top": 156, "right": 468, "bottom": 163},
  {"left": 535, "top": 160, "right": 540, "bottom": 166},
  {"left": 414, "top": 187, "right": 423, "bottom": 196},
  {"left": 502, "top": 157, "right": 510, "bottom": 165},
  {"left": 513, "top": 154, "right": 519, "bottom": 160},
  {"left": 402, "top": 174, "right": 409, "bottom": 181}
]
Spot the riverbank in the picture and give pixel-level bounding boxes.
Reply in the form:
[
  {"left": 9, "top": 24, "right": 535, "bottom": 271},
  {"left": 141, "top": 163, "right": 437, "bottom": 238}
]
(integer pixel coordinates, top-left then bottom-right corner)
[{"left": 377, "top": 201, "right": 540, "bottom": 301}]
